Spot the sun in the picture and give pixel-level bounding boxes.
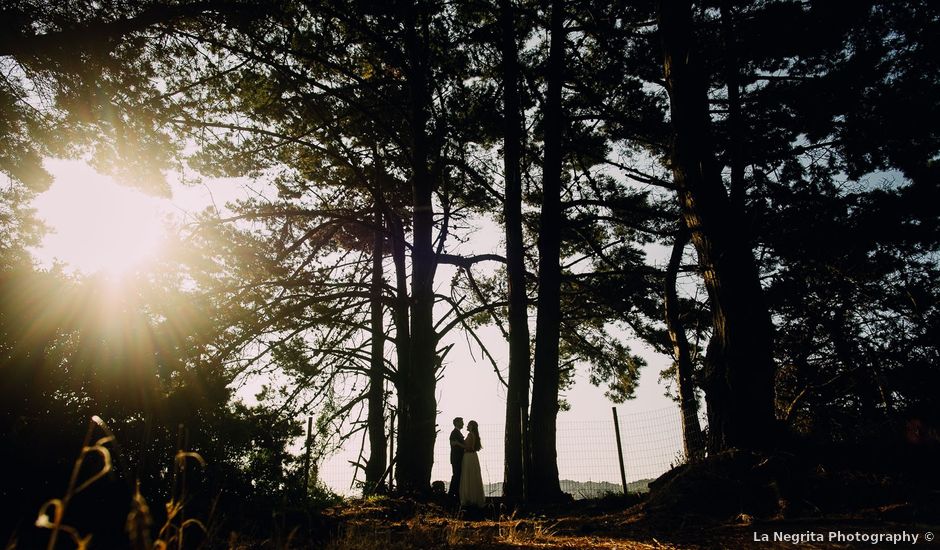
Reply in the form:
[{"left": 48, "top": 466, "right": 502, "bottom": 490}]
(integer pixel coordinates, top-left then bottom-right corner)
[{"left": 33, "top": 161, "right": 168, "bottom": 276}]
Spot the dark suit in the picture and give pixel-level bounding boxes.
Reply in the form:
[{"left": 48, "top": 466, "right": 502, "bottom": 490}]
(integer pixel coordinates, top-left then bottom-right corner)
[{"left": 448, "top": 428, "right": 463, "bottom": 497}]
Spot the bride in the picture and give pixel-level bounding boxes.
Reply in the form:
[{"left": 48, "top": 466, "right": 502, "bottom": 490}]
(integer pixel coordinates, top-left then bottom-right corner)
[{"left": 459, "top": 420, "right": 485, "bottom": 507}]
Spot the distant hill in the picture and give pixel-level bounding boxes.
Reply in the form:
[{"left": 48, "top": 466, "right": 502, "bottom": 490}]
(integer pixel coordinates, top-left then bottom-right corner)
[
  {"left": 559, "top": 479, "right": 653, "bottom": 498},
  {"left": 447, "top": 478, "right": 654, "bottom": 499}
]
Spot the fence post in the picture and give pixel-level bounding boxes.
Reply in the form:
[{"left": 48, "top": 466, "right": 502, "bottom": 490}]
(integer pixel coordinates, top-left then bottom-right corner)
[
  {"left": 612, "top": 407, "right": 628, "bottom": 494},
  {"left": 303, "top": 416, "right": 313, "bottom": 496}
]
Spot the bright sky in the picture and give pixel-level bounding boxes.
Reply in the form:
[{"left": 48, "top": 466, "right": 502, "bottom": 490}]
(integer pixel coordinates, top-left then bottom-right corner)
[
  {"left": 31, "top": 161, "right": 168, "bottom": 275},
  {"left": 31, "top": 159, "right": 682, "bottom": 492},
  {"left": 31, "top": 159, "right": 244, "bottom": 275}
]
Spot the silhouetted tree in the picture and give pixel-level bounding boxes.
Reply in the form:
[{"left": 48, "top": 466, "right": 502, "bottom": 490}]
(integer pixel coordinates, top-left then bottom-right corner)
[{"left": 658, "top": 0, "right": 778, "bottom": 452}]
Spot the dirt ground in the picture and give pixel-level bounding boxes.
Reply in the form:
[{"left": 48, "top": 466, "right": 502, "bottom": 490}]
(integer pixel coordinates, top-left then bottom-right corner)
[{"left": 318, "top": 496, "right": 939, "bottom": 549}]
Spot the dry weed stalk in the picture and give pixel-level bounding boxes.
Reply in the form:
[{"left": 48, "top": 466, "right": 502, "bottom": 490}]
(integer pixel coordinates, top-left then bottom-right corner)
[
  {"left": 126, "top": 480, "right": 154, "bottom": 550},
  {"left": 32, "top": 416, "right": 209, "bottom": 550},
  {"left": 153, "top": 450, "right": 207, "bottom": 549},
  {"left": 35, "top": 415, "right": 115, "bottom": 550}
]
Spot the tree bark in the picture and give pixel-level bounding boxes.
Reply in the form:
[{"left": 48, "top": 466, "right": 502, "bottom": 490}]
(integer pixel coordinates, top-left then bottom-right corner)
[
  {"left": 365, "top": 205, "right": 387, "bottom": 492},
  {"left": 529, "top": 0, "right": 565, "bottom": 502},
  {"left": 499, "top": 0, "right": 531, "bottom": 504},
  {"left": 395, "top": 0, "right": 438, "bottom": 493},
  {"left": 388, "top": 210, "right": 413, "bottom": 488},
  {"left": 658, "top": 0, "right": 777, "bottom": 452},
  {"left": 701, "top": 334, "right": 728, "bottom": 453},
  {"left": 663, "top": 224, "right": 704, "bottom": 462}
]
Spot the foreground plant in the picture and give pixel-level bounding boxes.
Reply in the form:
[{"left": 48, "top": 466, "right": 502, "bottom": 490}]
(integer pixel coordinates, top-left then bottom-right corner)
[
  {"left": 34, "top": 417, "right": 208, "bottom": 550},
  {"left": 35, "top": 415, "right": 115, "bottom": 550},
  {"left": 153, "top": 450, "right": 208, "bottom": 549}
]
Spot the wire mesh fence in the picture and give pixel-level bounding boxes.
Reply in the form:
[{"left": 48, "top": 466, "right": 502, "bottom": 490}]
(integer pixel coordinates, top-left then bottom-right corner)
[{"left": 316, "top": 405, "right": 701, "bottom": 499}]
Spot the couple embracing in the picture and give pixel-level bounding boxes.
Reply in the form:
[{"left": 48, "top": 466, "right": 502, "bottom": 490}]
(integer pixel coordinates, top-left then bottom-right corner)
[{"left": 448, "top": 417, "right": 485, "bottom": 507}]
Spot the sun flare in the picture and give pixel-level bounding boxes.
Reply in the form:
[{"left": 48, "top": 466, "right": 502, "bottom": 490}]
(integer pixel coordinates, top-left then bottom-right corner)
[{"left": 33, "top": 161, "right": 168, "bottom": 276}]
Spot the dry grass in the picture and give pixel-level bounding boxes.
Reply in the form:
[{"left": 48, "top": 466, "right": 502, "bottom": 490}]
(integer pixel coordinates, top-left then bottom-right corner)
[
  {"left": 320, "top": 499, "right": 687, "bottom": 550},
  {"left": 26, "top": 416, "right": 207, "bottom": 550},
  {"left": 33, "top": 415, "right": 115, "bottom": 550},
  {"left": 324, "top": 520, "right": 686, "bottom": 549},
  {"left": 316, "top": 494, "right": 940, "bottom": 550}
]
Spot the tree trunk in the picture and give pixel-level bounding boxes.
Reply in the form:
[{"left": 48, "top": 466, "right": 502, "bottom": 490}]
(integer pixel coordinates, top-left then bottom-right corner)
[
  {"left": 663, "top": 224, "right": 705, "bottom": 462},
  {"left": 499, "top": 0, "right": 531, "bottom": 504},
  {"left": 701, "top": 334, "right": 728, "bottom": 453},
  {"left": 719, "top": 0, "right": 745, "bottom": 214},
  {"left": 365, "top": 205, "right": 387, "bottom": 493},
  {"left": 388, "top": 210, "right": 413, "bottom": 487},
  {"left": 658, "top": 0, "right": 777, "bottom": 452},
  {"left": 396, "top": 0, "right": 438, "bottom": 493},
  {"left": 529, "top": 0, "right": 565, "bottom": 502}
]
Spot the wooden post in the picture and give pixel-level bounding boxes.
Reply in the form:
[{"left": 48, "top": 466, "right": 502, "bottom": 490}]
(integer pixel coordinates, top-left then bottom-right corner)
[
  {"left": 612, "top": 407, "right": 628, "bottom": 494},
  {"left": 303, "top": 416, "right": 313, "bottom": 496},
  {"left": 388, "top": 411, "right": 396, "bottom": 492}
]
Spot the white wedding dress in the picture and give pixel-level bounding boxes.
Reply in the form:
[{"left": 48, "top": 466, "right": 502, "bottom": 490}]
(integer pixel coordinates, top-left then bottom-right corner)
[{"left": 459, "top": 432, "right": 485, "bottom": 507}]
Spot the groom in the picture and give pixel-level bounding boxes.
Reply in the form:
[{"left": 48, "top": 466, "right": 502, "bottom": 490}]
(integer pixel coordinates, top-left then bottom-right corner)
[{"left": 448, "top": 417, "right": 464, "bottom": 499}]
